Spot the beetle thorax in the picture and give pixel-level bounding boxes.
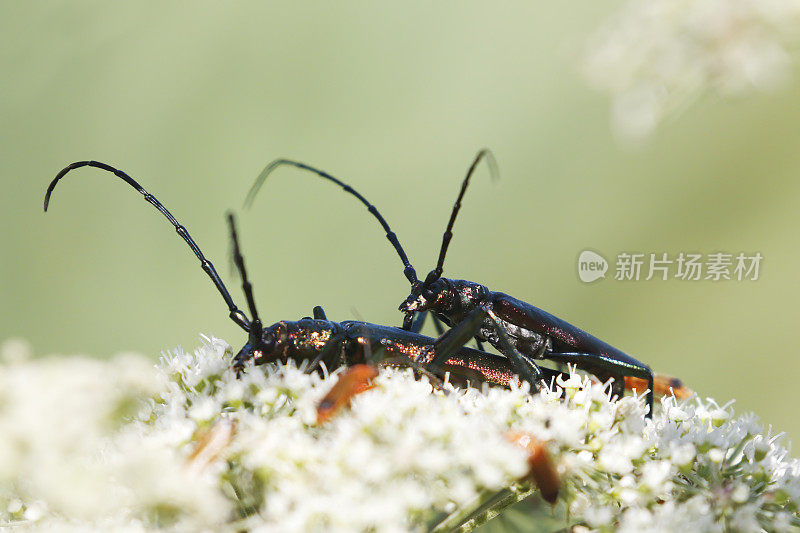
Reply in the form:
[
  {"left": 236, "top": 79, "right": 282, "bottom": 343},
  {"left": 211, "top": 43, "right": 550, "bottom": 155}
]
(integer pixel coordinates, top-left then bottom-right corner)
[
  {"left": 437, "top": 279, "right": 490, "bottom": 324},
  {"left": 284, "top": 319, "right": 337, "bottom": 362}
]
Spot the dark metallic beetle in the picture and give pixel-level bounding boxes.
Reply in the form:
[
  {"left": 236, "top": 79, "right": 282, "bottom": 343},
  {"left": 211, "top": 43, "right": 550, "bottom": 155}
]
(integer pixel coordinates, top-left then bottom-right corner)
[{"left": 246, "top": 151, "right": 657, "bottom": 414}]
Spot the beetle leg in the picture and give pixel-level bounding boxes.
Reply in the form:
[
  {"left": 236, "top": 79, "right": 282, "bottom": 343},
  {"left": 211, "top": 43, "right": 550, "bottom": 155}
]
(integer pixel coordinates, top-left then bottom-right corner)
[
  {"left": 626, "top": 372, "right": 692, "bottom": 400},
  {"left": 409, "top": 311, "right": 428, "bottom": 334},
  {"left": 535, "top": 337, "right": 567, "bottom": 372},
  {"left": 316, "top": 364, "right": 379, "bottom": 424},
  {"left": 422, "top": 307, "right": 546, "bottom": 392},
  {"left": 410, "top": 310, "right": 484, "bottom": 351},
  {"left": 313, "top": 305, "right": 328, "bottom": 320},
  {"left": 305, "top": 335, "right": 346, "bottom": 374},
  {"left": 505, "top": 431, "right": 559, "bottom": 504},
  {"left": 423, "top": 310, "right": 485, "bottom": 352},
  {"left": 427, "top": 312, "right": 485, "bottom": 352},
  {"left": 484, "top": 308, "right": 548, "bottom": 392},
  {"left": 423, "top": 307, "right": 490, "bottom": 370},
  {"left": 474, "top": 336, "right": 485, "bottom": 352},
  {"left": 402, "top": 312, "right": 415, "bottom": 330},
  {"left": 187, "top": 419, "right": 236, "bottom": 473},
  {"left": 429, "top": 313, "right": 446, "bottom": 336}
]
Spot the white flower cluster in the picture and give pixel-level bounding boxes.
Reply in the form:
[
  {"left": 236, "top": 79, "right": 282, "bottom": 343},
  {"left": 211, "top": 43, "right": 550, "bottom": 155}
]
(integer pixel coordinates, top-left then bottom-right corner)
[
  {"left": 0, "top": 338, "right": 230, "bottom": 532},
  {"left": 582, "top": 0, "right": 800, "bottom": 139},
  {"left": 0, "top": 336, "right": 798, "bottom": 532},
  {"left": 553, "top": 375, "right": 800, "bottom": 532}
]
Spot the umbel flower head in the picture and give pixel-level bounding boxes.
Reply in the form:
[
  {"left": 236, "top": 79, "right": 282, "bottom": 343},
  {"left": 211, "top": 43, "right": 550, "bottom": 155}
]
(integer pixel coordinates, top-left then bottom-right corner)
[{"left": 0, "top": 336, "right": 798, "bottom": 532}]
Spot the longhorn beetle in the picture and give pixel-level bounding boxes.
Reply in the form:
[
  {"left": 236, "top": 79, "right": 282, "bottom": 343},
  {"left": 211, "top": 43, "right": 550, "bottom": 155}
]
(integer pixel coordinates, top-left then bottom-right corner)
[
  {"left": 42, "top": 161, "right": 562, "bottom": 392},
  {"left": 246, "top": 151, "right": 658, "bottom": 415}
]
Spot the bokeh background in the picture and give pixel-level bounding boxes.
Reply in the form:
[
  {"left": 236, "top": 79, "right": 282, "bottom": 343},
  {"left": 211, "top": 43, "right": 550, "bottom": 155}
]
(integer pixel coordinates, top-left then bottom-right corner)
[{"left": 2, "top": 0, "right": 799, "bottom": 463}]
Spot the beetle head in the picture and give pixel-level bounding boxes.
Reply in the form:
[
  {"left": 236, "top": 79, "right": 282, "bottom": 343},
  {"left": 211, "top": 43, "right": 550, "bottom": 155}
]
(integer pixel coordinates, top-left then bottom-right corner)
[
  {"left": 232, "top": 320, "right": 290, "bottom": 372},
  {"left": 399, "top": 278, "right": 453, "bottom": 316}
]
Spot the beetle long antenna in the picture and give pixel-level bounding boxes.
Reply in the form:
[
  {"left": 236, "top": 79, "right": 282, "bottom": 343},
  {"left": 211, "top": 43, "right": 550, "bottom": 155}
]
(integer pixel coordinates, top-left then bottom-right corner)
[
  {"left": 246, "top": 158, "right": 419, "bottom": 284},
  {"left": 44, "top": 161, "right": 251, "bottom": 332},
  {"left": 226, "top": 212, "right": 261, "bottom": 328},
  {"left": 424, "top": 149, "right": 498, "bottom": 286}
]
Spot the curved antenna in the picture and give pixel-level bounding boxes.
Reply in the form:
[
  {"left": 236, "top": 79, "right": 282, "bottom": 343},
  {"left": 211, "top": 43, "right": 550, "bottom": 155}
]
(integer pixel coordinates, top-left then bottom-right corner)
[
  {"left": 44, "top": 160, "right": 251, "bottom": 332},
  {"left": 423, "top": 149, "right": 498, "bottom": 286},
  {"left": 226, "top": 212, "right": 261, "bottom": 329},
  {"left": 246, "top": 158, "right": 419, "bottom": 284}
]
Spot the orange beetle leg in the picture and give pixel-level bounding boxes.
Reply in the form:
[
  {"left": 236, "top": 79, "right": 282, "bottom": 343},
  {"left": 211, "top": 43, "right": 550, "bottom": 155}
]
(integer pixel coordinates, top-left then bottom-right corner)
[
  {"left": 625, "top": 372, "right": 693, "bottom": 400},
  {"left": 505, "top": 431, "right": 559, "bottom": 504},
  {"left": 316, "top": 364, "right": 379, "bottom": 424},
  {"left": 187, "top": 419, "right": 235, "bottom": 472}
]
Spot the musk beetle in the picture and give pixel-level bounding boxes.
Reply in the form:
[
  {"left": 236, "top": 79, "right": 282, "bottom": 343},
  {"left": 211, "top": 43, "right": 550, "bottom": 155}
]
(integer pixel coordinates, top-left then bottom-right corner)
[{"left": 246, "top": 151, "right": 662, "bottom": 416}]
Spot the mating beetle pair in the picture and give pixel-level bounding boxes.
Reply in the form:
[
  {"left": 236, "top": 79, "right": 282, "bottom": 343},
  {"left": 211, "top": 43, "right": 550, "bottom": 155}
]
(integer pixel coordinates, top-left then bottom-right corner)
[
  {"left": 45, "top": 153, "right": 681, "bottom": 417},
  {"left": 246, "top": 150, "right": 658, "bottom": 413}
]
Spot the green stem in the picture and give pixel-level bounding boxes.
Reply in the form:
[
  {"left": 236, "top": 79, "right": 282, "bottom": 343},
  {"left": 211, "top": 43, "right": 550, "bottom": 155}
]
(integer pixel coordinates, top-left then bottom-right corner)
[{"left": 431, "top": 486, "right": 537, "bottom": 533}]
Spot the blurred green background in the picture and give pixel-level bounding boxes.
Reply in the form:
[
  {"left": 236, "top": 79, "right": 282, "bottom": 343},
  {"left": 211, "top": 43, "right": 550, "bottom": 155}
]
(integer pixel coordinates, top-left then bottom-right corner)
[{"left": 2, "top": 0, "right": 799, "bottom": 457}]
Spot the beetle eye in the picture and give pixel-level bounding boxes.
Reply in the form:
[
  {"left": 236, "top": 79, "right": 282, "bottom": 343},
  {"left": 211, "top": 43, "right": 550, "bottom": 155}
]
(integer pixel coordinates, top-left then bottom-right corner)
[
  {"left": 424, "top": 281, "right": 443, "bottom": 299},
  {"left": 256, "top": 332, "right": 275, "bottom": 356},
  {"left": 262, "top": 332, "right": 274, "bottom": 347}
]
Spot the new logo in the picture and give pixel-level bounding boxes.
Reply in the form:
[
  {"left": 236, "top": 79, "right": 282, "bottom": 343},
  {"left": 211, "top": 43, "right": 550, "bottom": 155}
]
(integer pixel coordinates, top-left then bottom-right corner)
[{"left": 577, "top": 250, "right": 608, "bottom": 283}]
